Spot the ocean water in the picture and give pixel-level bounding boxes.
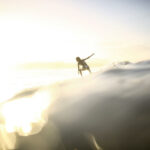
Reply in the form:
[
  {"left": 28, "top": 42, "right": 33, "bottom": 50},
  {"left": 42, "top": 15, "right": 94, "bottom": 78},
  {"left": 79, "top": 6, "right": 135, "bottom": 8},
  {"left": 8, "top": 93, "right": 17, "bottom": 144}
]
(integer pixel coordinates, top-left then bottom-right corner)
[
  {"left": 0, "top": 67, "right": 100, "bottom": 103},
  {"left": 0, "top": 69, "right": 75, "bottom": 102},
  {"left": 1, "top": 61, "right": 150, "bottom": 149}
]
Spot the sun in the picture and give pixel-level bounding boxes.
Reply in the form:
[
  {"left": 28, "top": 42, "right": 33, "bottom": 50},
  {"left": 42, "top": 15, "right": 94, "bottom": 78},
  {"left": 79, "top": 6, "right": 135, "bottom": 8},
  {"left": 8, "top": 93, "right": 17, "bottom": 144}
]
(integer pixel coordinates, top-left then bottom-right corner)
[{"left": 0, "top": 17, "right": 98, "bottom": 68}]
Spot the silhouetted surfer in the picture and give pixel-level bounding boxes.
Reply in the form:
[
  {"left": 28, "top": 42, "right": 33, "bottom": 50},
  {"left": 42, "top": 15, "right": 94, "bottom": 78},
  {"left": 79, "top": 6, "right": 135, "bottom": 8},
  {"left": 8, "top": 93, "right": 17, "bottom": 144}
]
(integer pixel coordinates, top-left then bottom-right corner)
[{"left": 76, "top": 53, "right": 94, "bottom": 76}]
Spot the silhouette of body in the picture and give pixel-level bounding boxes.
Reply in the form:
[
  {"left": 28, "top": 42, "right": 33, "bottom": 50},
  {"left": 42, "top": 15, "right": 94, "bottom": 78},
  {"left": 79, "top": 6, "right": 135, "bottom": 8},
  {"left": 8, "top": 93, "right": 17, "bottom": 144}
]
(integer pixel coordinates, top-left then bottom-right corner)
[{"left": 76, "top": 53, "right": 94, "bottom": 76}]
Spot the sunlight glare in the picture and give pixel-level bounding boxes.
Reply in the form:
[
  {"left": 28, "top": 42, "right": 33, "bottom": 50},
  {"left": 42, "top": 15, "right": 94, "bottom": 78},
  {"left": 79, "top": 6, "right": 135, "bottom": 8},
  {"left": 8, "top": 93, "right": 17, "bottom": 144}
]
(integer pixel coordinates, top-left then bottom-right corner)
[{"left": 1, "top": 89, "right": 52, "bottom": 136}]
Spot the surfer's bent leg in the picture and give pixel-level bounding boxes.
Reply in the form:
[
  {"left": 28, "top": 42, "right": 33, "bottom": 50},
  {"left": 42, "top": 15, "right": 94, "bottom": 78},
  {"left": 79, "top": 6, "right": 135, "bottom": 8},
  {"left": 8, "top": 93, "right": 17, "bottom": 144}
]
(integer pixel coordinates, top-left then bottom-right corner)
[
  {"left": 88, "top": 67, "right": 91, "bottom": 73},
  {"left": 79, "top": 70, "right": 82, "bottom": 76}
]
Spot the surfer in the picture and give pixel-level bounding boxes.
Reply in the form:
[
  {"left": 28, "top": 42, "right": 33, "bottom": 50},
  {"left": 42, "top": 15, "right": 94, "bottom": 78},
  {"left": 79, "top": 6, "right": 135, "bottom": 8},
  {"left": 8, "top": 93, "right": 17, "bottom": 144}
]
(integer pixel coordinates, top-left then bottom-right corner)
[{"left": 76, "top": 53, "right": 94, "bottom": 76}]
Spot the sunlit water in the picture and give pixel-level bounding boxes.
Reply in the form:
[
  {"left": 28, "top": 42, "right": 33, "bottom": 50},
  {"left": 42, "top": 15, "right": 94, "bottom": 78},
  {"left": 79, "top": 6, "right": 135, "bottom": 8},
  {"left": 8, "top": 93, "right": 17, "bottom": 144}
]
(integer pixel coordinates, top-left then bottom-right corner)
[
  {"left": 0, "top": 68, "right": 100, "bottom": 102},
  {"left": 0, "top": 69, "right": 76, "bottom": 103},
  {"left": 0, "top": 67, "right": 99, "bottom": 150}
]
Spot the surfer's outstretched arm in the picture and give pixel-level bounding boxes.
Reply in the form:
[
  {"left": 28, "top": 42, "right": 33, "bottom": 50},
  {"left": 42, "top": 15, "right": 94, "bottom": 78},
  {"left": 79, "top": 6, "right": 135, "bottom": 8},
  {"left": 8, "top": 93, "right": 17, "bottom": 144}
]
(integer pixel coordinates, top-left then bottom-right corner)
[{"left": 83, "top": 53, "right": 94, "bottom": 61}]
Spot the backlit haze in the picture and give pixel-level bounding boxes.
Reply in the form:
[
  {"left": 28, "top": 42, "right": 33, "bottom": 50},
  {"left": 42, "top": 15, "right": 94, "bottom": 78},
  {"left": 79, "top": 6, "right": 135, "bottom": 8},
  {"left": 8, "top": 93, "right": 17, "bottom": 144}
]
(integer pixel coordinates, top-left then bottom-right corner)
[
  {"left": 0, "top": 1, "right": 150, "bottom": 149},
  {"left": 0, "top": 0, "right": 150, "bottom": 69},
  {"left": 0, "top": 0, "right": 150, "bottom": 98}
]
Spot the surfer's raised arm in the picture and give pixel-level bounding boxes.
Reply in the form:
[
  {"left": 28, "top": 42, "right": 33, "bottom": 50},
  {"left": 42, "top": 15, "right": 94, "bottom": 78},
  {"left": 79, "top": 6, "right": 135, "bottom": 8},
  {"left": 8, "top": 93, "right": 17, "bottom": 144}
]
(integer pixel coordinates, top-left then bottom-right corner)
[{"left": 83, "top": 53, "right": 95, "bottom": 61}]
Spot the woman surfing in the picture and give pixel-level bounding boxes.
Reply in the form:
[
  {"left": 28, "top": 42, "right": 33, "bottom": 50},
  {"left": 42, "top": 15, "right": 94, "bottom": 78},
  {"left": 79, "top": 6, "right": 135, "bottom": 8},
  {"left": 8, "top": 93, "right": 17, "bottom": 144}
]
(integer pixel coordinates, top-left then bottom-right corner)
[{"left": 76, "top": 53, "right": 94, "bottom": 76}]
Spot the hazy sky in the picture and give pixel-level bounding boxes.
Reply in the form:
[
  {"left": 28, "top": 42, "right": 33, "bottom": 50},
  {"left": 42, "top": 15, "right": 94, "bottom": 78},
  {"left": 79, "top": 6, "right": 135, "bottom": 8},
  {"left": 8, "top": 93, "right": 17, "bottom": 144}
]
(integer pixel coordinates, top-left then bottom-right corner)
[{"left": 0, "top": 0, "right": 150, "bottom": 68}]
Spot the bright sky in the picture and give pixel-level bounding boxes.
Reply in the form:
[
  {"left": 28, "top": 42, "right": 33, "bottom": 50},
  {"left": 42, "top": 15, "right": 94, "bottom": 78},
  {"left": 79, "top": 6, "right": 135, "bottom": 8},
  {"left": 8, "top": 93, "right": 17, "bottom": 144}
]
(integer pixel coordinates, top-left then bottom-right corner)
[{"left": 0, "top": 0, "right": 150, "bottom": 68}]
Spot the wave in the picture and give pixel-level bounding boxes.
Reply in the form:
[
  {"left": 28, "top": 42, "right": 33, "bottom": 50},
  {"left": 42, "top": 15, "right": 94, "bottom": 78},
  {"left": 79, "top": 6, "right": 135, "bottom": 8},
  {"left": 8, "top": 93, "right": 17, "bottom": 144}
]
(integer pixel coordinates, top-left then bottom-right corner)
[{"left": 1, "top": 60, "right": 150, "bottom": 150}]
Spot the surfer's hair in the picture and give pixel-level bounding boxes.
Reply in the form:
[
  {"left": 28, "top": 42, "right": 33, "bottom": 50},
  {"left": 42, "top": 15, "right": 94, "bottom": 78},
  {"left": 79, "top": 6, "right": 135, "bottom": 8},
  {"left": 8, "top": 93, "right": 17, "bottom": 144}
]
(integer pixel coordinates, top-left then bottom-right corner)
[{"left": 76, "top": 57, "right": 81, "bottom": 62}]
